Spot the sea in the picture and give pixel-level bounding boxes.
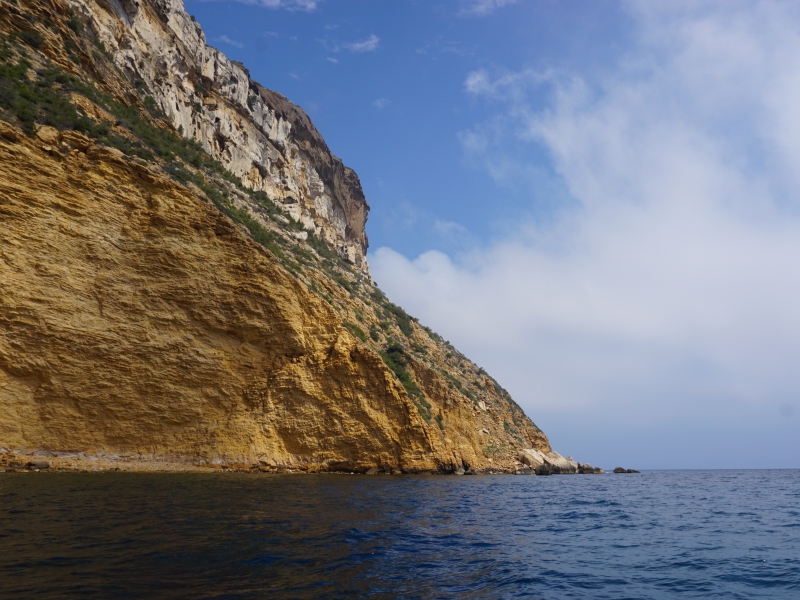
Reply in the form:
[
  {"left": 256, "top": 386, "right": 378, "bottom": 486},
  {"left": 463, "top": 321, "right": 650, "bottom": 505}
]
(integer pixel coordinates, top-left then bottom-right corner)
[{"left": 0, "top": 470, "right": 798, "bottom": 599}]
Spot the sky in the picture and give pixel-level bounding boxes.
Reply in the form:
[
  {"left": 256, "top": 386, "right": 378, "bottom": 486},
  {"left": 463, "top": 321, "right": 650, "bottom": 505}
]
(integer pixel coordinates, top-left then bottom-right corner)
[{"left": 185, "top": 0, "right": 800, "bottom": 469}]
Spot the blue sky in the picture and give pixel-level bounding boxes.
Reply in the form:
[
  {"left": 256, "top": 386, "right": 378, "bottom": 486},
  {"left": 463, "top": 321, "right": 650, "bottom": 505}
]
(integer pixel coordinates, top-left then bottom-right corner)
[{"left": 186, "top": 0, "right": 800, "bottom": 469}]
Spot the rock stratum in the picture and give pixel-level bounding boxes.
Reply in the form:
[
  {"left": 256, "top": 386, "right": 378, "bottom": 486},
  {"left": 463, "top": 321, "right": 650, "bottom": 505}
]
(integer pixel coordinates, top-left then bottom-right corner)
[{"left": 0, "top": 0, "right": 567, "bottom": 474}]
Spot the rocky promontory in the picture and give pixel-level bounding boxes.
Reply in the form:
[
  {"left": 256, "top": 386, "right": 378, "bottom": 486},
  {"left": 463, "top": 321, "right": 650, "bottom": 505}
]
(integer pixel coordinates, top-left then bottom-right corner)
[{"left": 0, "top": 0, "right": 583, "bottom": 474}]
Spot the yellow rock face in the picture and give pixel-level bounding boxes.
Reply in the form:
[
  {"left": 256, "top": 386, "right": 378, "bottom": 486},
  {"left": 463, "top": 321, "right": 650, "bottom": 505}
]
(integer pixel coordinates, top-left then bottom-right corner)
[
  {"left": 0, "top": 123, "right": 548, "bottom": 472},
  {"left": 0, "top": 126, "right": 426, "bottom": 470}
]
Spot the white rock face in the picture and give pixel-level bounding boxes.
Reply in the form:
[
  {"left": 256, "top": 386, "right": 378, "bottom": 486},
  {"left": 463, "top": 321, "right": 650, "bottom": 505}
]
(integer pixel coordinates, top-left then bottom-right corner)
[
  {"left": 68, "top": 0, "right": 370, "bottom": 272},
  {"left": 518, "top": 448, "right": 545, "bottom": 468},
  {"left": 545, "top": 451, "right": 579, "bottom": 473},
  {"left": 518, "top": 449, "right": 579, "bottom": 473}
]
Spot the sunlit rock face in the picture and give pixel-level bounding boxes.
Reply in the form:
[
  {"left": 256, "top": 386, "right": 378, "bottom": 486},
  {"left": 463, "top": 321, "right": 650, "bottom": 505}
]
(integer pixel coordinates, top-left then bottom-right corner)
[
  {"left": 0, "top": 0, "right": 555, "bottom": 473},
  {"left": 70, "top": 0, "right": 370, "bottom": 271}
]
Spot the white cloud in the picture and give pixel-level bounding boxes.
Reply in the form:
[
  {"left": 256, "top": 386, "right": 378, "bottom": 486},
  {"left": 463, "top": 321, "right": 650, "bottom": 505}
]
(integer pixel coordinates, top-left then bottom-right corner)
[
  {"left": 370, "top": 1, "right": 800, "bottom": 467},
  {"left": 464, "top": 67, "right": 550, "bottom": 100},
  {"left": 215, "top": 35, "right": 243, "bottom": 49},
  {"left": 373, "top": 97, "right": 389, "bottom": 109},
  {"left": 224, "top": 0, "right": 319, "bottom": 10},
  {"left": 327, "top": 57, "right": 338, "bottom": 64},
  {"left": 460, "top": 0, "right": 520, "bottom": 17},
  {"left": 344, "top": 34, "right": 380, "bottom": 53}
]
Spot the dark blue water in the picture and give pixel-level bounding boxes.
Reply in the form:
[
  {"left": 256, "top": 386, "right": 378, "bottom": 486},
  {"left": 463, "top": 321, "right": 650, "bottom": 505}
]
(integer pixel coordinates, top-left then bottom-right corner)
[{"left": 0, "top": 470, "right": 798, "bottom": 598}]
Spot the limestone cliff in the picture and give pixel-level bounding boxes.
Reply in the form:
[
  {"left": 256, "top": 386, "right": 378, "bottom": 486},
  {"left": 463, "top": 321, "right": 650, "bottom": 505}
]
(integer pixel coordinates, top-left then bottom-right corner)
[
  {"left": 0, "top": 0, "right": 555, "bottom": 473},
  {"left": 70, "top": 0, "right": 370, "bottom": 270}
]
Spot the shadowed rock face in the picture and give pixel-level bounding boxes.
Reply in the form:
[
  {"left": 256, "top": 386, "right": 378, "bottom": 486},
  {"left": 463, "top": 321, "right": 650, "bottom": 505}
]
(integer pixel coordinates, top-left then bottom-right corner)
[
  {"left": 255, "top": 86, "right": 370, "bottom": 265},
  {"left": 69, "top": 0, "right": 370, "bottom": 270}
]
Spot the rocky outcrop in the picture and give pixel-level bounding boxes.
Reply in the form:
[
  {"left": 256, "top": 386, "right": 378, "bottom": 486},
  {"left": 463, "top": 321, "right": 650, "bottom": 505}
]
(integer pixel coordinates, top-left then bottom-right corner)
[
  {"left": 578, "top": 463, "right": 603, "bottom": 474},
  {"left": 67, "top": 0, "right": 370, "bottom": 270},
  {"left": 517, "top": 449, "right": 593, "bottom": 475}
]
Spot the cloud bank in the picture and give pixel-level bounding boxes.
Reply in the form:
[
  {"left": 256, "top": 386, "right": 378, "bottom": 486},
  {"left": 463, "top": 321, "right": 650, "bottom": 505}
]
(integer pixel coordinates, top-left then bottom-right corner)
[{"left": 370, "top": 0, "right": 800, "bottom": 468}]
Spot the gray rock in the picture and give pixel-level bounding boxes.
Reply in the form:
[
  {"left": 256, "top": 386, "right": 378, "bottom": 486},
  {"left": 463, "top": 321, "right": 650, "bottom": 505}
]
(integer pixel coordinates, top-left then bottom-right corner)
[
  {"left": 543, "top": 451, "right": 578, "bottom": 474},
  {"left": 454, "top": 467, "right": 465, "bottom": 475},
  {"left": 518, "top": 448, "right": 545, "bottom": 468},
  {"left": 614, "top": 467, "right": 627, "bottom": 473},
  {"left": 365, "top": 467, "right": 379, "bottom": 475}
]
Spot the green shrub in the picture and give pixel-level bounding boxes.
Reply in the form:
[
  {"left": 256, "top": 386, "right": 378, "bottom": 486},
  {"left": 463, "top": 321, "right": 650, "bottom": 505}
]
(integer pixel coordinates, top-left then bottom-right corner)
[
  {"left": 67, "top": 12, "right": 84, "bottom": 35},
  {"left": 142, "top": 95, "right": 161, "bottom": 117},
  {"left": 384, "top": 302, "right": 416, "bottom": 337},
  {"left": 380, "top": 345, "right": 431, "bottom": 422},
  {"left": 343, "top": 320, "right": 367, "bottom": 343},
  {"left": 442, "top": 370, "right": 477, "bottom": 404},
  {"left": 15, "top": 30, "right": 43, "bottom": 49},
  {"left": 369, "top": 324, "right": 381, "bottom": 342},
  {"left": 334, "top": 273, "right": 352, "bottom": 293}
]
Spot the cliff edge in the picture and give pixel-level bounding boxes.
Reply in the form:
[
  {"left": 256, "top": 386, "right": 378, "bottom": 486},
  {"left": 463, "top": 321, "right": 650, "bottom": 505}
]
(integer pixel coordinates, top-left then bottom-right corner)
[{"left": 0, "top": 0, "right": 559, "bottom": 473}]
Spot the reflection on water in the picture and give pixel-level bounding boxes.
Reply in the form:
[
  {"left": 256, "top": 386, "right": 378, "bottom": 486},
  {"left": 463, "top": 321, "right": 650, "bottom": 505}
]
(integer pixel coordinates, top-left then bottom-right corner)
[{"left": 1, "top": 471, "right": 799, "bottom": 598}]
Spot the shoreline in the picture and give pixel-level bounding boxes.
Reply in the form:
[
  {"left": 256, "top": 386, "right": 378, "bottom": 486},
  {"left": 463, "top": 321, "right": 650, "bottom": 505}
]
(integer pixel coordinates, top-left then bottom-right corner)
[{"left": 0, "top": 450, "right": 603, "bottom": 476}]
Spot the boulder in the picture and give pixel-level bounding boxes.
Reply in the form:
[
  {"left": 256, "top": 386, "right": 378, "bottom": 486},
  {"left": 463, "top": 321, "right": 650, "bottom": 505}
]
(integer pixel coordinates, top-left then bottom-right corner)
[
  {"left": 35, "top": 125, "right": 60, "bottom": 145},
  {"left": 518, "top": 448, "right": 545, "bottom": 468},
  {"left": 626, "top": 469, "right": 640, "bottom": 473},
  {"left": 27, "top": 460, "right": 49, "bottom": 469},
  {"left": 614, "top": 467, "right": 626, "bottom": 473},
  {"left": 544, "top": 451, "right": 578, "bottom": 474}
]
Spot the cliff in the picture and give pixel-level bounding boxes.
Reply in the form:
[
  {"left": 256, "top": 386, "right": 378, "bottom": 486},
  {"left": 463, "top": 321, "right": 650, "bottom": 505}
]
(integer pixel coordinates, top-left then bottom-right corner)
[
  {"left": 72, "top": 0, "right": 370, "bottom": 270},
  {"left": 0, "top": 0, "right": 556, "bottom": 473}
]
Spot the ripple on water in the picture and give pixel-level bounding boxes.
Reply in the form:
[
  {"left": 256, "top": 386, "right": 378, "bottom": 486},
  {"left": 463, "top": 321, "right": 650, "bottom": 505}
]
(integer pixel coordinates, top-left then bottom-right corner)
[{"left": 0, "top": 470, "right": 799, "bottom": 598}]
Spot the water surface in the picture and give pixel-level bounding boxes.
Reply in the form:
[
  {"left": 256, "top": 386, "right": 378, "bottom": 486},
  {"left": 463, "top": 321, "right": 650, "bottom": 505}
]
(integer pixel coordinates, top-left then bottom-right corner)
[{"left": 1, "top": 470, "right": 798, "bottom": 598}]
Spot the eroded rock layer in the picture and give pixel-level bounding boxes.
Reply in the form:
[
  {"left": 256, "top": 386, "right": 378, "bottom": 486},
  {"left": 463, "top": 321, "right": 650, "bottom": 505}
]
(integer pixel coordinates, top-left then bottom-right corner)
[{"left": 0, "top": 126, "right": 434, "bottom": 470}]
